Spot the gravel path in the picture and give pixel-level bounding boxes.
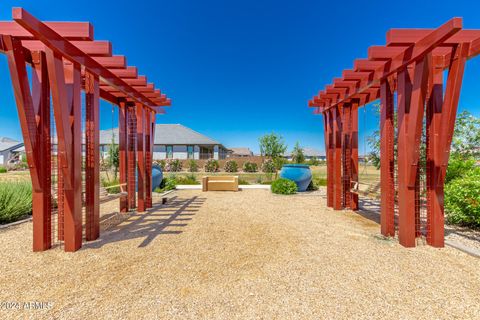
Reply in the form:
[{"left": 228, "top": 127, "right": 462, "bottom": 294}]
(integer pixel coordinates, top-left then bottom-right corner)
[{"left": 0, "top": 189, "right": 479, "bottom": 319}]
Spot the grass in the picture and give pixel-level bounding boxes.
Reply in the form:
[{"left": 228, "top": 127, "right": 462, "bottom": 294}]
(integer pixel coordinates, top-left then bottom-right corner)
[
  {"left": 0, "top": 181, "right": 32, "bottom": 224},
  {"left": 102, "top": 178, "right": 121, "bottom": 194}
]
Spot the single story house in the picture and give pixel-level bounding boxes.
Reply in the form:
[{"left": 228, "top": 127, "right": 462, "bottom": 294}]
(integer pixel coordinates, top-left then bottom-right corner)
[
  {"left": 0, "top": 137, "right": 24, "bottom": 166},
  {"left": 100, "top": 124, "right": 228, "bottom": 160},
  {"left": 228, "top": 147, "right": 254, "bottom": 157}
]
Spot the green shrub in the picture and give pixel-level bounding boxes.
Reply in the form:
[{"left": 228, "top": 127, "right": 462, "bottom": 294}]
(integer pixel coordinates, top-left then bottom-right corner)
[
  {"left": 224, "top": 160, "right": 238, "bottom": 173},
  {"left": 308, "top": 157, "right": 321, "bottom": 166},
  {"left": 243, "top": 161, "right": 258, "bottom": 173},
  {"left": 101, "top": 178, "right": 121, "bottom": 194},
  {"left": 291, "top": 142, "right": 305, "bottom": 164},
  {"left": 0, "top": 166, "right": 7, "bottom": 173},
  {"left": 155, "top": 160, "right": 166, "bottom": 171},
  {"left": 188, "top": 160, "right": 198, "bottom": 172},
  {"left": 166, "top": 159, "right": 182, "bottom": 172},
  {"left": 315, "top": 177, "right": 327, "bottom": 187},
  {"left": 273, "top": 157, "right": 287, "bottom": 170},
  {"left": 156, "top": 176, "right": 177, "bottom": 192},
  {"left": 261, "top": 159, "right": 276, "bottom": 173},
  {"left": 238, "top": 178, "right": 250, "bottom": 185},
  {"left": 176, "top": 174, "right": 200, "bottom": 185},
  {"left": 0, "top": 181, "right": 32, "bottom": 224},
  {"left": 204, "top": 159, "right": 219, "bottom": 172},
  {"left": 306, "top": 180, "right": 319, "bottom": 191},
  {"left": 445, "top": 169, "right": 480, "bottom": 228},
  {"left": 271, "top": 178, "right": 297, "bottom": 195},
  {"left": 445, "top": 154, "right": 476, "bottom": 184}
]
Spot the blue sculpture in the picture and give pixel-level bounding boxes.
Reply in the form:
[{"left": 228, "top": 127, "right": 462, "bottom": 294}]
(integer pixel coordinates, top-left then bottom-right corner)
[
  {"left": 151, "top": 164, "right": 163, "bottom": 191},
  {"left": 279, "top": 164, "right": 312, "bottom": 192},
  {"left": 136, "top": 164, "right": 163, "bottom": 191}
]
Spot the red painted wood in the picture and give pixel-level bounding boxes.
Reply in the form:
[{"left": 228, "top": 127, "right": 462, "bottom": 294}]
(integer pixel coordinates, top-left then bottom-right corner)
[
  {"left": 332, "top": 106, "right": 342, "bottom": 210},
  {"left": 426, "top": 66, "right": 444, "bottom": 247},
  {"left": 85, "top": 71, "right": 100, "bottom": 241},
  {"left": 127, "top": 104, "right": 137, "bottom": 210},
  {"left": 119, "top": 101, "right": 129, "bottom": 212},
  {"left": 323, "top": 112, "right": 332, "bottom": 208},
  {"left": 13, "top": 8, "right": 165, "bottom": 110},
  {"left": 136, "top": 103, "right": 146, "bottom": 212},
  {"left": 145, "top": 111, "right": 152, "bottom": 209},
  {"left": 350, "top": 101, "right": 359, "bottom": 211},
  {"left": 380, "top": 79, "right": 395, "bottom": 237},
  {"left": 31, "top": 51, "right": 52, "bottom": 251}
]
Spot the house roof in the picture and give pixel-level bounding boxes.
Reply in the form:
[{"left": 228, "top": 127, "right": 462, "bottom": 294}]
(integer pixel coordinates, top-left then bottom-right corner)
[
  {"left": 99, "top": 124, "right": 221, "bottom": 146},
  {"left": 229, "top": 147, "right": 253, "bottom": 156},
  {"left": 285, "top": 147, "right": 325, "bottom": 157},
  {"left": 0, "top": 137, "right": 23, "bottom": 152}
]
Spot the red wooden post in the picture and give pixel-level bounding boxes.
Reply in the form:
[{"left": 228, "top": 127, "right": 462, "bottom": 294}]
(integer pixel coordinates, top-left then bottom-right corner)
[
  {"left": 127, "top": 104, "right": 137, "bottom": 209},
  {"left": 64, "top": 62, "right": 83, "bottom": 252},
  {"left": 119, "top": 100, "right": 129, "bottom": 212},
  {"left": 350, "top": 101, "right": 359, "bottom": 211},
  {"left": 397, "top": 56, "right": 429, "bottom": 248},
  {"left": 332, "top": 106, "right": 342, "bottom": 210},
  {"left": 136, "top": 103, "right": 146, "bottom": 212},
  {"left": 32, "top": 51, "right": 52, "bottom": 251},
  {"left": 145, "top": 110, "right": 152, "bottom": 208},
  {"left": 325, "top": 110, "right": 334, "bottom": 208},
  {"left": 429, "top": 44, "right": 468, "bottom": 247},
  {"left": 4, "top": 36, "right": 52, "bottom": 251},
  {"left": 426, "top": 62, "right": 444, "bottom": 247},
  {"left": 342, "top": 103, "right": 352, "bottom": 208},
  {"left": 380, "top": 79, "right": 395, "bottom": 237},
  {"left": 85, "top": 71, "right": 100, "bottom": 241},
  {"left": 397, "top": 68, "right": 414, "bottom": 246},
  {"left": 46, "top": 49, "right": 83, "bottom": 252}
]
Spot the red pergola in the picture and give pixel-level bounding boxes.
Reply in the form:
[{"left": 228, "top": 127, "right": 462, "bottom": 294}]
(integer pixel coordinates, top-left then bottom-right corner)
[
  {"left": 0, "top": 8, "right": 171, "bottom": 252},
  {"left": 309, "top": 18, "right": 480, "bottom": 248}
]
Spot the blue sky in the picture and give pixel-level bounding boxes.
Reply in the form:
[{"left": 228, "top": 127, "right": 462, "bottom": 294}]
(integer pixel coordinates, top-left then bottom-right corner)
[{"left": 1, "top": 0, "right": 480, "bottom": 154}]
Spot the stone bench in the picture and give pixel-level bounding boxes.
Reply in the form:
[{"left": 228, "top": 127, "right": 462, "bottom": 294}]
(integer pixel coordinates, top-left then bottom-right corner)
[{"left": 202, "top": 176, "right": 238, "bottom": 192}]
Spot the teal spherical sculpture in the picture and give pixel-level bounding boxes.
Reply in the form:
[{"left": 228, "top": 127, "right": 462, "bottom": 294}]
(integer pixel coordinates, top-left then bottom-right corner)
[{"left": 279, "top": 164, "right": 312, "bottom": 192}]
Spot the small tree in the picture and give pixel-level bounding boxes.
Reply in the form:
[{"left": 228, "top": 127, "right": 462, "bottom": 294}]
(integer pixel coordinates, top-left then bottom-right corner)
[
  {"left": 259, "top": 133, "right": 287, "bottom": 160},
  {"left": 107, "top": 135, "right": 120, "bottom": 180},
  {"left": 259, "top": 133, "right": 287, "bottom": 177},
  {"left": 291, "top": 141, "right": 305, "bottom": 164}
]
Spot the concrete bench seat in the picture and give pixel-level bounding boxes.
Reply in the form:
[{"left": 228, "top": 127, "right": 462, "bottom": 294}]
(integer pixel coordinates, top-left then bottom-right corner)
[{"left": 202, "top": 176, "right": 238, "bottom": 191}]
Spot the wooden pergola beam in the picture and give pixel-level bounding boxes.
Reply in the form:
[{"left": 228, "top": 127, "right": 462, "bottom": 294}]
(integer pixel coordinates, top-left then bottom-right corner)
[
  {"left": 12, "top": 8, "right": 163, "bottom": 110},
  {"left": 0, "top": 21, "right": 93, "bottom": 40}
]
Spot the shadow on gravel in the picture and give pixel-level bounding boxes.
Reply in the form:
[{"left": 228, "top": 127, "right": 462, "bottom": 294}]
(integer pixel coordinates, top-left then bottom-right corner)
[{"left": 84, "top": 195, "right": 206, "bottom": 249}]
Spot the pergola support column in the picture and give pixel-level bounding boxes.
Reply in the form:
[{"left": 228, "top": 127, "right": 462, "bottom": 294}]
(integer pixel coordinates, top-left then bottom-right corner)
[
  {"left": 350, "top": 101, "right": 359, "bottom": 210},
  {"left": 332, "top": 106, "right": 342, "bottom": 210},
  {"left": 85, "top": 71, "right": 100, "bottom": 241},
  {"left": 119, "top": 100, "right": 129, "bottom": 212},
  {"left": 325, "top": 110, "right": 333, "bottom": 208},
  {"left": 46, "top": 49, "right": 83, "bottom": 252},
  {"left": 342, "top": 103, "right": 352, "bottom": 209},
  {"left": 136, "top": 103, "right": 146, "bottom": 212},
  {"left": 127, "top": 104, "right": 137, "bottom": 210},
  {"left": 397, "top": 56, "right": 430, "bottom": 248},
  {"left": 145, "top": 110, "right": 152, "bottom": 209},
  {"left": 380, "top": 79, "right": 395, "bottom": 237},
  {"left": 427, "top": 44, "right": 469, "bottom": 247},
  {"left": 5, "top": 37, "right": 52, "bottom": 251}
]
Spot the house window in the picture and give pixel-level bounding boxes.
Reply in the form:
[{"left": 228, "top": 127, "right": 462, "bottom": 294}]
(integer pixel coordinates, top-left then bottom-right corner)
[
  {"left": 187, "top": 145, "right": 194, "bottom": 159},
  {"left": 166, "top": 145, "right": 173, "bottom": 159}
]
